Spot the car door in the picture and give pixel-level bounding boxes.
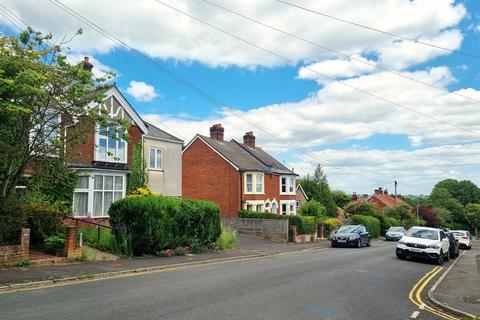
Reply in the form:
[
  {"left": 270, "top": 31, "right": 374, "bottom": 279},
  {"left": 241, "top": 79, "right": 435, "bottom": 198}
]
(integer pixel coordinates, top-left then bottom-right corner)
[
  {"left": 439, "top": 231, "right": 449, "bottom": 254},
  {"left": 360, "top": 226, "right": 368, "bottom": 245}
]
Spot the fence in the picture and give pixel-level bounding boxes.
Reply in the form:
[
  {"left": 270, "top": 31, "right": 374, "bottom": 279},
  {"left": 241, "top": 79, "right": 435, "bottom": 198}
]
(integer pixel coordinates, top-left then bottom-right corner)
[{"left": 223, "top": 218, "right": 289, "bottom": 242}]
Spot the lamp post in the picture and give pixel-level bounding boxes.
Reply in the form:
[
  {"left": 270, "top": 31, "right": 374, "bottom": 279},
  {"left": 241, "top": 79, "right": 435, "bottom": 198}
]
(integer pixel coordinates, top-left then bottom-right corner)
[{"left": 416, "top": 204, "right": 419, "bottom": 226}]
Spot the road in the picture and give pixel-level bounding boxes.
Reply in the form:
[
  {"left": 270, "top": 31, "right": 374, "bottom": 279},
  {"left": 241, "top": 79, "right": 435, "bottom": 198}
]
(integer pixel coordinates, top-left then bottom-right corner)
[{"left": 0, "top": 241, "right": 455, "bottom": 320}]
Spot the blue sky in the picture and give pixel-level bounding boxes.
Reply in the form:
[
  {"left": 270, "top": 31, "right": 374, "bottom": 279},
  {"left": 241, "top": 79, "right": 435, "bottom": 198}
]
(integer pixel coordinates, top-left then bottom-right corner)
[{"left": 1, "top": 0, "right": 479, "bottom": 195}]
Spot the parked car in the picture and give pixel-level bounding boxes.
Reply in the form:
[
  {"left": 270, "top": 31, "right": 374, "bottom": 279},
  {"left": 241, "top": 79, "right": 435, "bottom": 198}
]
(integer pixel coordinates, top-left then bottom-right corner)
[
  {"left": 396, "top": 227, "right": 450, "bottom": 265},
  {"left": 385, "top": 226, "right": 406, "bottom": 241},
  {"left": 445, "top": 231, "right": 459, "bottom": 259},
  {"left": 450, "top": 230, "right": 472, "bottom": 249},
  {"left": 331, "top": 225, "right": 371, "bottom": 248}
]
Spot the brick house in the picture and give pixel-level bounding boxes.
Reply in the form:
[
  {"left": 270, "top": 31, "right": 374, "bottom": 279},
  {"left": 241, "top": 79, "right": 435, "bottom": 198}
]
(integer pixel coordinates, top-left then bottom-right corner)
[
  {"left": 367, "top": 187, "right": 408, "bottom": 212},
  {"left": 182, "top": 124, "right": 298, "bottom": 218},
  {"left": 68, "top": 58, "right": 183, "bottom": 219},
  {"left": 296, "top": 184, "right": 309, "bottom": 208}
]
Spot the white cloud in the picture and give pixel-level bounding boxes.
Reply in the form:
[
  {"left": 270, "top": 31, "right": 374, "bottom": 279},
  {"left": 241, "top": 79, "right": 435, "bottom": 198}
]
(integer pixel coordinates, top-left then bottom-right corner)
[
  {"left": 126, "top": 81, "right": 159, "bottom": 102},
  {"left": 0, "top": 0, "right": 466, "bottom": 69},
  {"left": 298, "top": 55, "right": 377, "bottom": 80}
]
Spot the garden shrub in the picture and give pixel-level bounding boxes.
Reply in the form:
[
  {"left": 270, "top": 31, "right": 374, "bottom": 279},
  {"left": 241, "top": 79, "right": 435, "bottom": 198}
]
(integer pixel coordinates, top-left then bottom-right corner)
[
  {"left": 298, "top": 200, "right": 326, "bottom": 219},
  {"left": 77, "top": 226, "right": 119, "bottom": 254},
  {"left": 23, "top": 202, "right": 65, "bottom": 245},
  {"left": 108, "top": 196, "right": 221, "bottom": 256},
  {"left": 43, "top": 235, "right": 65, "bottom": 255},
  {"left": 351, "top": 214, "right": 381, "bottom": 238},
  {"left": 320, "top": 217, "right": 342, "bottom": 236},
  {"left": 301, "top": 216, "right": 316, "bottom": 234}
]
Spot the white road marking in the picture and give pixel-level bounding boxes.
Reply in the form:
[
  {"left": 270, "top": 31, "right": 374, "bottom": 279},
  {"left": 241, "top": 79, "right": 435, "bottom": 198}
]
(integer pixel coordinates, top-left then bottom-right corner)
[{"left": 410, "top": 311, "right": 420, "bottom": 318}]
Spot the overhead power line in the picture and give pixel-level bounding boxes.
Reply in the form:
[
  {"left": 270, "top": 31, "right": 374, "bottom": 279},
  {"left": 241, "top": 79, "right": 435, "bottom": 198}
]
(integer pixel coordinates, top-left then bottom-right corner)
[
  {"left": 0, "top": 5, "right": 27, "bottom": 30},
  {"left": 44, "top": 0, "right": 396, "bottom": 185},
  {"left": 274, "top": 0, "right": 480, "bottom": 60},
  {"left": 199, "top": 0, "right": 480, "bottom": 105},
  {"left": 151, "top": 0, "right": 479, "bottom": 137}
]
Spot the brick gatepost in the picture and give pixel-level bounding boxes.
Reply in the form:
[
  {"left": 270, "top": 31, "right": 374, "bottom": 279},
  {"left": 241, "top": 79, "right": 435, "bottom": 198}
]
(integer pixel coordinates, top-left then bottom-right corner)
[
  {"left": 20, "top": 228, "right": 30, "bottom": 259},
  {"left": 64, "top": 226, "right": 76, "bottom": 258}
]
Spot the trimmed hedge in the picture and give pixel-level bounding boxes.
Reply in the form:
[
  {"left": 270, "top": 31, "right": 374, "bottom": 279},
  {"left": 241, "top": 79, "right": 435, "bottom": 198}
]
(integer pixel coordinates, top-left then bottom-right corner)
[
  {"left": 109, "top": 196, "right": 221, "bottom": 256},
  {"left": 320, "top": 217, "right": 342, "bottom": 237},
  {"left": 351, "top": 214, "right": 381, "bottom": 238},
  {"left": 237, "top": 210, "right": 316, "bottom": 235}
]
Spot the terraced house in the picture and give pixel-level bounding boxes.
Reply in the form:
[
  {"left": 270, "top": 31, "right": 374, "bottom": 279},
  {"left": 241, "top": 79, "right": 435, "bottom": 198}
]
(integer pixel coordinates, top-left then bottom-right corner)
[
  {"left": 182, "top": 124, "right": 298, "bottom": 218},
  {"left": 68, "top": 58, "right": 183, "bottom": 220}
]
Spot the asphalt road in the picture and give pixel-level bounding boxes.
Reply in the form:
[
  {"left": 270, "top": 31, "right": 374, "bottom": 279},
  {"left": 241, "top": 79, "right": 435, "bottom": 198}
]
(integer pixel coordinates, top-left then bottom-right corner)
[{"left": 0, "top": 241, "right": 453, "bottom": 320}]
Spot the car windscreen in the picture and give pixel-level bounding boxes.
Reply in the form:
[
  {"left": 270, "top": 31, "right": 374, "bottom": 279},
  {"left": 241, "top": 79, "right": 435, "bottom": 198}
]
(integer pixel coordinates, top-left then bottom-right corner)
[
  {"left": 337, "top": 226, "right": 358, "bottom": 233},
  {"left": 388, "top": 227, "right": 404, "bottom": 232},
  {"left": 451, "top": 232, "right": 464, "bottom": 236},
  {"left": 405, "top": 228, "right": 438, "bottom": 240}
]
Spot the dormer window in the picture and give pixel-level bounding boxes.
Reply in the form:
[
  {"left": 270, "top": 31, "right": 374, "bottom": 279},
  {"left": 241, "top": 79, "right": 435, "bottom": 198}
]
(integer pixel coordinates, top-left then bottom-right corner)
[{"left": 95, "top": 126, "right": 126, "bottom": 163}]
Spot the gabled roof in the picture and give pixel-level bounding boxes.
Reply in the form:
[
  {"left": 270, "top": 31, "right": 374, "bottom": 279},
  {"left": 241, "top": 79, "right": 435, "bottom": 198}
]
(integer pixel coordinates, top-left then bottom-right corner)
[
  {"left": 296, "top": 184, "right": 309, "bottom": 200},
  {"left": 104, "top": 86, "right": 148, "bottom": 134},
  {"left": 368, "top": 193, "right": 406, "bottom": 208},
  {"left": 184, "top": 135, "right": 296, "bottom": 175},
  {"left": 143, "top": 121, "right": 183, "bottom": 143}
]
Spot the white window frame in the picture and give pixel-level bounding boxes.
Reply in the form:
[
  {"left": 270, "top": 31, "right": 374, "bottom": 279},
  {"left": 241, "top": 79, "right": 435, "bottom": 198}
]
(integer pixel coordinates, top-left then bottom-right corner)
[
  {"left": 244, "top": 172, "right": 264, "bottom": 194},
  {"left": 280, "top": 200, "right": 297, "bottom": 216},
  {"left": 149, "top": 147, "right": 164, "bottom": 170},
  {"left": 73, "top": 176, "right": 89, "bottom": 217},
  {"left": 94, "top": 125, "right": 128, "bottom": 164},
  {"left": 72, "top": 171, "right": 126, "bottom": 218},
  {"left": 280, "top": 175, "right": 296, "bottom": 195},
  {"left": 243, "top": 200, "right": 266, "bottom": 212}
]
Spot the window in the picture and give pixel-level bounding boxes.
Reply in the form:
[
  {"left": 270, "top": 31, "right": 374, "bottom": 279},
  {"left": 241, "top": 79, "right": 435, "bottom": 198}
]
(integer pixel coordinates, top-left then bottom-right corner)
[
  {"left": 96, "top": 126, "right": 126, "bottom": 162},
  {"left": 280, "top": 176, "right": 295, "bottom": 194},
  {"left": 271, "top": 202, "right": 277, "bottom": 214},
  {"left": 281, "top": 203, "right": 287, "bottom": 215},
  {"left": 73, "top": 173, "right": 125, "bottom": 218},
  {"left": 280, "top": 201, "right": 297, "bottom": 216},
  {"left": 245, "top": 173, "right": 264, "bottom": 194},
  {"left": 149, "top": 148, "right": 163, "bottom": 170},
  {"left": 256, "top": 204, "right": 263, "bottom": 212},
  {"left": 246, "top": 203, "right": 253, "bottom": 211}
]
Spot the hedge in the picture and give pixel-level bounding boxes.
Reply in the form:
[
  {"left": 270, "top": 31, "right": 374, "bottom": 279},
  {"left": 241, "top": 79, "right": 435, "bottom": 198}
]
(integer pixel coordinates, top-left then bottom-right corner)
[
  {"left": 237, "top": 210, "right": 316, "bottom": 235},
  {"left": 351, "top": 214, "right": 380, "bottom": 238},
  {"left": 109, "top": 196, "right": 221, "bottom": 256},
  {"left": 320, "top": 217, "right": 342, "bottom": 237}
]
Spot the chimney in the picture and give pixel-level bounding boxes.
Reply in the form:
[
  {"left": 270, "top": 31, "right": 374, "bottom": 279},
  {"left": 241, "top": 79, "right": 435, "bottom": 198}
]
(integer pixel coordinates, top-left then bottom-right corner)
[
  {"left": 374, "top": 187, "right": 383, "bottom": 195},
  {"left": 352, "top": 192, "right": 358, "bottom": 201},
  {"left": 384, "top": 189, "right": 388, "bottom": 195},
  {"left": 209, "top": 123, "right": 224, "bottom": 141},
  {"left": 83, "top": 56, "right": 93, "bottom": 72},
  {"left": 362, "top": 194, "right": 369, "bottom": 199},
  {"left": 243, "top": 131, "right": 256, "bottom": 148}
]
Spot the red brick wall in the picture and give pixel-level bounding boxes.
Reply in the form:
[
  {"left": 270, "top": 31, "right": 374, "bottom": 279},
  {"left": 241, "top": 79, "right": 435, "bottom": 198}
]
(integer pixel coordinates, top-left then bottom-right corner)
[{"left": 183, "top": 138, "right": 241, "bottom": 218}]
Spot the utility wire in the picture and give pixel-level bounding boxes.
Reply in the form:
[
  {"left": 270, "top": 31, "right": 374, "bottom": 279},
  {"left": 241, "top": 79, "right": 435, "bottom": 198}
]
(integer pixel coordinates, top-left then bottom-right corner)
[
  {"left": 274, "top": 0, "right": 480, "bottom": 60},
  {"left": 0, "top": 6, "right": 26, "bottom": 30},
  {"left": 199, "top": 0, "right": 480, "bottom": 105},
  {"left": 46, "top": 0, "right": 394, "bottom": 185},
  {"left": 151, "top": 0, "right": 479, "bottom": 137}
]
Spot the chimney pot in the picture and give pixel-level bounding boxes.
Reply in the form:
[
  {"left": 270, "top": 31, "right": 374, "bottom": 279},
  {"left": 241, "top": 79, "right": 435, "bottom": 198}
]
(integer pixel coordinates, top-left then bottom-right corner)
[
  {"left": 384, "top": 189, "right": 388, "bottom": 195},
  {"left": 83, "top": 56, "right": 93, "bottom": 72},
  {"left": 209, "top": 123, "right": 224, "bottom": 141},
  {"left": 243, "top": 131, "right": 256, "bottom": 148}
]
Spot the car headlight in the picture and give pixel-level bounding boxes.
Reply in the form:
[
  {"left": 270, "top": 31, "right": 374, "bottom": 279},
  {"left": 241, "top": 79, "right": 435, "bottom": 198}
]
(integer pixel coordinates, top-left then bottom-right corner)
[
  {"left": 349, "top": 234, "right": 359, "bottom": 240},
  {"left": 428, "top": 243, "right": 440, "bottom": 249},
  {"left": 398, "top": 240, "right": 405, "bottom": 245}
]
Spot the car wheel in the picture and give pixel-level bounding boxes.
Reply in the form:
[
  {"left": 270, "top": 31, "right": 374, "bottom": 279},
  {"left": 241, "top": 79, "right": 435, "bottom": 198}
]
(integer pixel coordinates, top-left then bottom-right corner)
[
  {"left": 467, "top": 245, "right": 472, "bottom": 250},
  {"left": 366, "top": 238, "right": 371, "bottom": 247},
  {"left": 331, "top": 242, "right": 337, "bottom": 248},
  {"left": 456, "top": 249, "right": 459, "bottom": 257},
  {"left": 436, "top": 251, "right": 444, "bottom": 265},
  {"left": 449, "top": 250, "right": 456, "bottom": 259},
  {"left": 444, "top": 250, "right": 449, "bottom": 262},
  {"left": 396, "top": 252, "right": 405, "bottom": 260},
  {"left": 357, "top": 239, "right": 362, "bottom": 248}
]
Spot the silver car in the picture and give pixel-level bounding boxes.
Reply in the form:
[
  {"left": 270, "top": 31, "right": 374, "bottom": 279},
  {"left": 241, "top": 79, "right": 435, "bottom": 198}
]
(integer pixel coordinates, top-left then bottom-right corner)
[{"left": 386, "top": 226, "right": 406, "bottom": 241}]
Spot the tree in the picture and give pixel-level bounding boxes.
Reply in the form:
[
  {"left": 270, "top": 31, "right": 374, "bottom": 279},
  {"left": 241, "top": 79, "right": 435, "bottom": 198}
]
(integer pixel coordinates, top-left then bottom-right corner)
[
  {"left": 434, "top": 179, "right": 480, "bottom": 206},
  {"left": 0, "top": 29, "right": 124, "bottom": 201},
  {"left": 413, "top": 206, "right": 438, "bottom": 228},
  {"left": 298, "top": 164, "right": 337, "bottom": 217},
  {"left": 332, "top": 190, "right": 351, "bottom": 208},
  {"left": 431, "top": 207, "right": 452, "bottom": 227},
  {"left": 385, "top": 204, "right": 413, "bottom": 227},
  {"left": 298, "top": 199, "right": 326, "bottom": 219},
  {"left": 344, "top": 199, "right": 378, "bottom": 217},
  {"left": 430, "top": 187, "right": 466, "bottom": 226},
  {"left": 465, "top": 203, "right": 480, "bottom": 239}
]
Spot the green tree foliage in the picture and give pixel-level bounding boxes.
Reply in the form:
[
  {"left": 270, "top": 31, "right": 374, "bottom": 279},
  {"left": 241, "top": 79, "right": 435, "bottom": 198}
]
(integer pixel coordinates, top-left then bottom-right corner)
[
  {"left": 298, "top": 199, "right": 326, "bottom": 219},
  {"left": 332, "top": 190, "right": 351, "bottom": 208},
  {"left": 298, "top": 164, "right": 337, "bottom": 217},
  {"left": 434, "top": 179, "right": 480, "bottom": 206},
  {"left": 343, "top": 199, "right": 378, "bottom": 217},
  {"left": 430, "top": 187, "right": 466, "bottom": 226},
  {"left": 0, "top": 28, "right": 124, "bottom": 200},
  {"left": 465, "top": 203, "right": 480, "bottom": 238},
  {"left": 431, "top": 207, "right": 452, "bottom": 226},
  {"left": 127, "top": 142, "right": 148, "bottom": 194},
  {"left": 384, "top": 204, "right": 413, "bottom": 227}
]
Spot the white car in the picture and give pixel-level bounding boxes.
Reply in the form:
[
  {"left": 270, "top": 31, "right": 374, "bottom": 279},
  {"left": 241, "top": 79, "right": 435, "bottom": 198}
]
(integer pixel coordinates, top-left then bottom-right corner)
[
  {"left": 396, "top": 227, "right": 450, "bottom": 265},
  {"left": 450, "top": 230, "right": 472, "bottom": 249},
  {"left": 385, "top": 226, "right": 406, "bottom": 241}
]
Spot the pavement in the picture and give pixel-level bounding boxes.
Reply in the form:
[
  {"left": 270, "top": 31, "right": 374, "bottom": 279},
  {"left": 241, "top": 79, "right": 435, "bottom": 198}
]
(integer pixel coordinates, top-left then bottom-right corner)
[
  {"left": 431, "top": 240, "right": 480, "bottom": 317},
  {"left": 0, "top": 240, "right": 460, "bottom": 320},
  {"left": 0, "top": 235, "right": 329, "bottom": 287}
]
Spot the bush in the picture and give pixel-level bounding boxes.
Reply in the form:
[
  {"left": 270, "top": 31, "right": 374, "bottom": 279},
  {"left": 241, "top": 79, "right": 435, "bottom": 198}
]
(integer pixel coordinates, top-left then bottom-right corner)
[
  {"left": 237, "top": 210, "right": 316, "bottom": 235},
  {"left": 77, "top": 226, "right": 119, "bottom": 254},
  {"left": 298, "top": 200, "right": 326, "bottom": 218},
  {"left": 216, "top": 226, "right": 237, "bottom": 250},
  {"left": 320, "top": 217, "right": 342, "bottom": 237},
  {"left": 109, "top": 196, "right": 221, "bottom": 256},
  {"left": 24, "top": 203, "right": 65, "bottom": 245},
  {"left": 344, "top": 199, "right": 378, "bottom": 217},
  {"left": 351, "top": 214, "right": 381, "bottom": 238},
  {"left": 43, "top": 235, "right": 65, "bottom": 255}
]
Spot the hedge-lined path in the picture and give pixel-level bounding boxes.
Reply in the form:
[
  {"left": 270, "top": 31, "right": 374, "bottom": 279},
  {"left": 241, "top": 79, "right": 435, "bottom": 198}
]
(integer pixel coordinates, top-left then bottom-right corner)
[{"left": 0, "top": 235, "right": 330, "bottom": 290}]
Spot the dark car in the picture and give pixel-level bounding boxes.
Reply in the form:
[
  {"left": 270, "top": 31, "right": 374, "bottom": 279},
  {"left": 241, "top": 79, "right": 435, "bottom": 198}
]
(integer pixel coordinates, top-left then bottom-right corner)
[
  {"left": 331, "top": 225, "right": 371, "bottom": 248},
  {"left": 445, "top": 231, "right": 460, "bottom": 259}
]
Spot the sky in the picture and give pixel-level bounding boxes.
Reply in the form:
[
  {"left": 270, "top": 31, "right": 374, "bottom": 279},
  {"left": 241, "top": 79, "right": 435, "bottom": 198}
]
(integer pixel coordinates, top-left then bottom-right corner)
[{"left": 1, "top": 0, "right": 479, "bottom": 195}]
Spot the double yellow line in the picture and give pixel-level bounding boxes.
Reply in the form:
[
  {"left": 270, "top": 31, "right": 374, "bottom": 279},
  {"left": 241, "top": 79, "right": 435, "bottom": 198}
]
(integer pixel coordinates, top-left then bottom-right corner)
[{"left": 408, "top": 266, "right": 459, "bottom": 320}]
